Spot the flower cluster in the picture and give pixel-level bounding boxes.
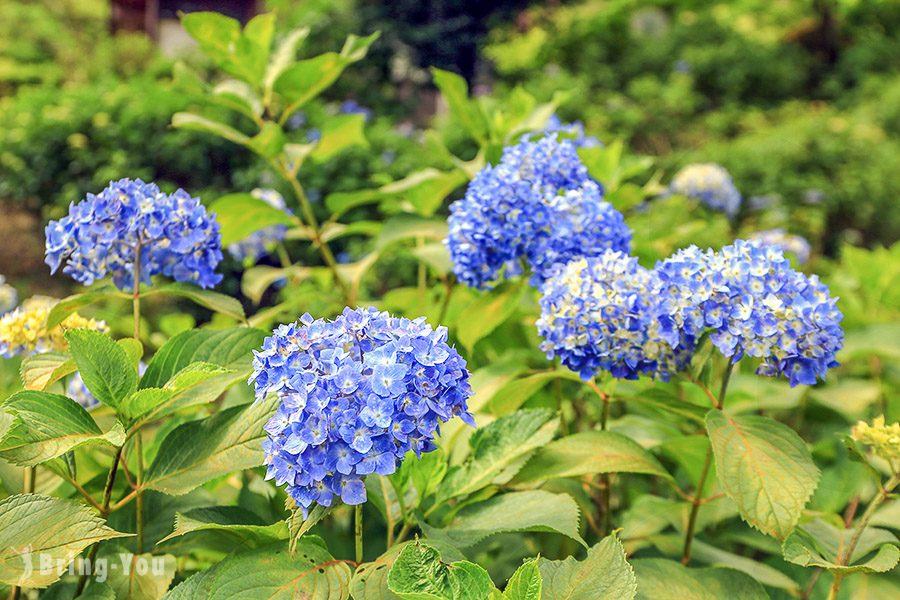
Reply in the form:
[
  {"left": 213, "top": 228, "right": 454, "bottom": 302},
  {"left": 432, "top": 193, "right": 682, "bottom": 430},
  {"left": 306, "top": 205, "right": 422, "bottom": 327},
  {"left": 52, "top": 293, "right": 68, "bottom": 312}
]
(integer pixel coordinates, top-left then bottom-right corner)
[
  {"left": 654, "top": 240, "right": 842, "bottom": 386},
  {"left": 670, "top": 163, "right": 741, "bottom": 217},
  {"left": 227, "top": 189, "right": 293, "bottom": 263},
  {"left": 749, "top": 229, "right": 811, "bottom": 265},
  {"left": 0, "top": 275, "right": 16, "bottom": 315},
  {"left": 0, "top": 297, "right": 108, "bottom": 358},
  {"left": 545, "top": 114, "right": 601, "bottom": 148},
  {"left": 45, "top": 178, "right": 223, "bottom": 291},
  {"left": 852, "top": 416, "right": 900, "bottom": 463},
  {"left": 250, "top": 307, "right": 474, "bottom": 514},
  {"left": 447, "top": 135, "right": 630, "bottom": 288},
  {"left": 537, "top": 251, "right": 691, "bottom": 381}
]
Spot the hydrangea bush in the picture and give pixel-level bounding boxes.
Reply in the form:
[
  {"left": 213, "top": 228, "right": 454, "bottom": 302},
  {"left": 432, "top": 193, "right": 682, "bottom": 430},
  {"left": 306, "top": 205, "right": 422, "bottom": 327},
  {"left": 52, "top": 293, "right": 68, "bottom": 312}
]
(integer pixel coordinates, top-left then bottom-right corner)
[{"left": 0, "top": 10, "right": 895, "bottom": 600}]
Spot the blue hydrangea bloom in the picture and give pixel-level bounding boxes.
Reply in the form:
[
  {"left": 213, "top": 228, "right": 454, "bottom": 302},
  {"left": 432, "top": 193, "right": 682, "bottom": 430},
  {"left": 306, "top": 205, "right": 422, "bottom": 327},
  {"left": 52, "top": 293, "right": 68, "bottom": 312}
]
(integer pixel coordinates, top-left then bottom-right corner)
[
  {"left": 749, "top": 229, "right": 811, "bottom": 265},
  {"left": 670, "top": 163, "right": 742, "bottom": 217},
  {"left": 339, "top": 100, "right": 373, "bottom": 121},
  {"left": 447, "top": 135, "right": 630, "bottom": 289},
  {"left": 537, "top": 250, "right": 692, "bottom": 381},
  {"left": 227, "top": 189, "right": 294, "bottom": 263},
  {"left": 45, "top": 179, "right": 223, "bottom": 291},
  {"left": 544, "top": 114, "right": 601, "bottom": 148},
  {"left": 654, "top": 240, "right": 843, "bottom": 386},
  {"left": 0, "top": 275, "right": 16, "bottom": 315},
  {"left": 250, "top": 307, "right": 474, "bottom": 514}
]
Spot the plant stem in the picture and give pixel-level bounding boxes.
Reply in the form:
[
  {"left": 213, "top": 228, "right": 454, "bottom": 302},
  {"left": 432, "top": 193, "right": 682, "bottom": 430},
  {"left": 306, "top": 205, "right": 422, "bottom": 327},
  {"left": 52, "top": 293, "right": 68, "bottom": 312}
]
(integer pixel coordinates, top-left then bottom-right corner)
[
  {"left": 588, "top": 379, "right": 613, "bottom": 536},
  {"left": 354, "top": 504, "right": 364, "bottom": 564},
  {"left": 827, "top": 473, "right": 899, "bottom": 599},
  {"left": 133, "top": 243, "right": 141, "bottom": 340},
  {"left": 437, "top": 278, "right": 455, "bottom": 325},
  {"left": 682, "top": 361, "right": 734, "bottom": 564},
  {"left": 23, "top": 466, "right": 35, "bottom": 494},
  {"left": 77, "top": 445, "right": 124, "bottom": 594},
  {"left": 135, "top": 434, "right": 144, "bottom": 554}
]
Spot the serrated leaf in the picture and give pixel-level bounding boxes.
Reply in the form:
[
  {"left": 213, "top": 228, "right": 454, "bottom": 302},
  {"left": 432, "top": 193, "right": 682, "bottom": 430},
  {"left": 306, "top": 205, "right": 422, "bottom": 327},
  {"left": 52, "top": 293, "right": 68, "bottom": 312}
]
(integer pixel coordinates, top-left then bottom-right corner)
[
  {"left": 512, "top": 430, "right": 672, "bottom": 485},
  {"left": 538, "top": 534, "right": 636, "bottom": 600},
  {"left": 782, "top": 518, "right": 900, "bottom": 574},
  {"left": 502, "top": 559, "right": 542, "bottom": 600},
  {"left": 20, "top": 352, "right": 75, "bottom": 391},
  {"left": 143, "top": 395, "right": 278, "bottom": 495},
  {"left": 65, "top": 329, "right": 137, "bottom": 409},
  {"left": 120, "top": 362, "right": 229, "bottom": 422},
  {"left": 706, "top": 410, "right": 820, "bottom": 539},
  {"left": 423, "top": 490, "right": 586, "bottom": 548},
  {"left": 158, "top": 507, "right": 286, "bottom": 552},
  {"left": 0, "top": 391, "right": 124, "bottom": 466},
  {"left": 210, "top": 193, "right": 297, "bottom": 247},
  {"left": 288, "top": 503, "right": 332, "bottom": 554},
  {"left": 437, "top": 409, "right": 556, "bottom": 502},
  {"left": 387, "top": 542, "right": 495, "bottom": 600},
  {"left": 0, "top": 494, "right": 130, "bottom": 587},
  {"left": 164, "top": 539, "right": 350, "bottom": 599},
  {"left": 351, "top": 541, "right": 466, "bottom": 600},
  {"left": 106, "top": 553, "right": 176, "bottom": 600},
  {"left": 631, "top": 558, "right": 768, "bottom": 600}
]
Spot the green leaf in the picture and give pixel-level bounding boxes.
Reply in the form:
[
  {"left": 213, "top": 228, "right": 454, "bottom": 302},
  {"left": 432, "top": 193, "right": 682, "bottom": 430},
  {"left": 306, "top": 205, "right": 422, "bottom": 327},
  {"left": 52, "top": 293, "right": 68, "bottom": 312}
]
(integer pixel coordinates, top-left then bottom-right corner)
[
  {"left": 0, "top": 391, "right": 124, "bottom": 466},
  {"left": 241, "top": 265, "right": 307, "bottom": 305},
  {"left": 164, "top": 539, "right": 351, "bottom": 599},
  {"left": 706, "top": 410, "right": 820, "bottom": 539},
  {"left": 248, "top": 121, "right": 286, "bottom": 158},
  {"left": 311, "top": 113, "right": 369, "bottom": 162},
  {"left": 502, "top": 559, "right": 542, "bottom": 600},
  {"left": 351, "top": 541, "right": 465, "bottom": 600},
  {"left": 105, "top": 553, "right": 176, "bottom": 600},
  {"left": 264, "top": 27, "right": 311, "bottom": 99},
  {"left": 341, "top": 32, "right": 381, "bottom": 61},
  {"left": 158, "top": 506, "right": 287, "bottom": 551},
  {"left": 431, "top": 69, "right": 489, "bottom": 144},
  {"left": 209, "top": 192, "right": 297, "bottom": 247},
  {"left": 172, "top": 112, "right": 251, "bottom": 146},
  {"left": 149, "top": 282, "right": 246, "bottom": 321},
  {"left": 387, "top": 542, "right": 496, "bottom": 600},
  {"left": 326, "top": 168, "right": 467, "bottom": 219},
  {"left": 437, "top": 409, "right": 556, "bottom": 502},
  {"left": 181, "top": 12, "right": 272, "bottom": 88},
  {"left": 0, "top": 494, "right": 130, "bottom": 587},
  {"left": 66, "top": 329, "right": 138, "bottom": 409},
  {"left": 287, "top": 503, "right": 332, "bottom": 554},
  {"left": 143, "top": 395, "right": 278, "bottom": 495},
  {"left": 140, "top": 327, "right": 266, "bottom": 388},
  {"left": 120, "top": 362, "right": 229, "bottom": 422},
  {"left": 631, "top": 558, "right": 769, "bottom": 600},
  {"left": 456, "top": 283, "right": 524, "bottom": 352},
  {"left": 782, "top": 518, "right": 899, "bottom": 573},
  {"left": 46, "top": 286, "right": 120, "bottom": 328},
  {"left": 20, "top": 352, "right": 75, "bottom": 391},
  {"left": 512, "top": 430, "right": 672, "bottom": 485},
  {"left": 538, "top": 534, "right": 636, "bottom": 600},
  {"left": 486, "top": 369, "right": 580, "bottom": 414},
  {"left": 212, "top": 79, "right": 263, "bottom": 119},
  {"left": 423, "top": 490, "right": 586, "bottom": 548}
]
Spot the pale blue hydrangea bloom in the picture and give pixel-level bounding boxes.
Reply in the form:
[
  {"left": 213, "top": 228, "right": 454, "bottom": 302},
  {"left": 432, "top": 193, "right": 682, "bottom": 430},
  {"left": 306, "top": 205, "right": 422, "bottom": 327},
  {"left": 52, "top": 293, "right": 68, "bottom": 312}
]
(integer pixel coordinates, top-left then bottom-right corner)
[
  {"left": 227, "top": 189, "right": 294, "bottom": 263},
  {"left": 537, "top": 250, "right": 692, "bottom": 381},
  {"left": 0, "top": 275, "right": 16, "bottom": 315},
  {"left": 447, "top": 135, "right": 630, "bottom": 289},
  {"left": 250, "top": 307, "right": 474, "bottom": 515},
  {"left": 670, "top": 163, "right": 742, "bottom": 217},
  {"left": 749, "top": 229, "right": 811, "bottom": 265},
  {"left": 654, "top": 240, "right": 842, "bottom": 386},
  {"left": 45, "top": 179, "right": 223, "bottom": 290}
]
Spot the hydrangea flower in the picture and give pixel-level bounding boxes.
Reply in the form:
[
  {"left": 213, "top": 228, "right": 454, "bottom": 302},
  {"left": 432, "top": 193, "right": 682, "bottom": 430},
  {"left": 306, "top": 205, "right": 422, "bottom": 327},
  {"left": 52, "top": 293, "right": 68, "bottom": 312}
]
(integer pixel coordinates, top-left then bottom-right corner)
[
  {"left": 339, "top": 100, "right": 373, "bottom": 121},
  {"left": 447, "top": 135, "right": 630, "bottom": 289},
  {"left": 250, "top": 307, "right": 474, "bottom": 514},
  {"left": 654, "top": 240, "right": 843, "bottom": 386},
  {"left": 0, "top": 275, "right": 16, "bottom": 315},
  {"left": 749, "top": 229, "right": 811, "bottom": 265},
  {"left": 45, "top": 179, "right": 223, "bottom": 291},
  {"left": 0, "top": 296, "right": 108, "bottom": 358},
  {"left": 852, "top": 416, "right": 900, "bottom": 463},
  {"left": 670, "top": 163, "right": 741, "bottom": 217},
  {"left": 544, "top": 114, "right": 601, "bottom": 148},
  {"left": 537, "top": 251, "right": 691, "bottom": 381},
  {"left": 227, "top": 189, "right": 294, "bottom": 263}
]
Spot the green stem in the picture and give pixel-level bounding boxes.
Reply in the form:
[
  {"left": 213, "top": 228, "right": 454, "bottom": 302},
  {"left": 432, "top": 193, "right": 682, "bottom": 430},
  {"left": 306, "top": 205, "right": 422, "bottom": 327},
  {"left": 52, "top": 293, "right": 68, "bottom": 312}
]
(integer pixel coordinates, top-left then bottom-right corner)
[
  {"left": 589, "top": 379, "right": 612, "bottom": 536},
  {"left": 23, "top": 466, "right": 35, "bottom": 494},
  {"left": 354, "top": 504, "right": 364, "bottom": 564},
  {"left": 682, "top": 361, "right": 734, "bottom": 564},
  {"left": 77, "top": 445, "right": 124, "bottom": 594},
  {"left": 135, "top": 434, "right": 144, "bottom": 554},
  {"left": 437, "top": 279, "right": 455, "bottom": 325},
  {"left": 132, "top": 243, "right": 141, "bottom": 340}
]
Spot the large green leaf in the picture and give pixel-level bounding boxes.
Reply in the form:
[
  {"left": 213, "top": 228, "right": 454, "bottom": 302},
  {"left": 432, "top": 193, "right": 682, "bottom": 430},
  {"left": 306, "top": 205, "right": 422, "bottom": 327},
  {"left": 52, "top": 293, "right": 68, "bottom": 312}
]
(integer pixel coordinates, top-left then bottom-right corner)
[
  {"left": 311, "top": 113, "right": 369, "bottom": 162},
  {"left": 423, "top": 490, "right": 586, "bottom": 548},
  {"left": 350, "top": 541, "right": 466, "bottom": 600},
  {"left": 148, "top": 283, "right": 246, "bottom": 322},
  {"left": 264, "top": 27, "right": 310, "bottom": 99},
  {"left": 158, "top": 506, "right": 287, "bottom": 552},
  {"left": 512, "top": 431, "right": 672, "bottom": 485},
  {"left": 0, "top": 391, "right": 124, "bottom": 466},
  {"left": 20, "top": 351, "right": 75, "bottom": 391},
  {"left": 538, "top": 534, "right": 636, "bottom": 600},
  {"left": 486, "top": 370, "right": 581, "bottom": 415},
  {"left": 46, "top": 285, "right": 121, "bottom": 328},
  {"left": 65, "top": 329, "right": 138, "bottom": 409},
  {"left": 387, "top": 542, "right": 496, "bottom": 600},
  {"left": 120, "top": 362, "right": 229, "bottom": 423},
  {"left": 181, "top": 12, "right": 273, "bottom": 88},
  {"left": 164, "top": 539, "right": 350, "bottom": 599},
  {"left": 209, "top": 193, "right": 297, "bottom": 247},
  {"left": 455, "top": 283, "right": 524, "bottom": 352},
  {"left": 501, "top": 559, "right": 542, "bottom": 600},
  {"left": 105, "top": 553, "right": 176, "bottom": 600},
  {"left": 631, "top": 558, "right": 768, "bottom": 600},
  {"left": 436, "top": 409, "right": 556, "bottom": 502},
  {"left": 287, "top": 503, "right": 332, "bottom": 554},
  {"left": 706, "top": 410, "right": 820, "bottom": 539},
  {"left": 142, "top": 395, "right": 278, "bottom": 495},
  {"left": 431, "top": 69, "right": 489, "bottom": 144},
  {"left": 782, "top": 518, "right": 899, "bottom": 574},
  {"left": 0, "top": 494, "right": 130, "bottom": 587},
  {"left": 326, "top": 168, "right": 467, "bottom": 219}
]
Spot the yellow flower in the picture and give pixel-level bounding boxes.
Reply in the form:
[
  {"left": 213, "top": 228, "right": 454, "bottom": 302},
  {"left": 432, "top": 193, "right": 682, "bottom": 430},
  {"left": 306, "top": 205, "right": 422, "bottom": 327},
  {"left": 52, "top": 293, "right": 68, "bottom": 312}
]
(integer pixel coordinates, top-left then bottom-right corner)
[
  {"left": 0, "top": 296, "right": 108, "bottom": 357},
  {"left": 852, "top": 416, "right": 900, "bottom": 462}
]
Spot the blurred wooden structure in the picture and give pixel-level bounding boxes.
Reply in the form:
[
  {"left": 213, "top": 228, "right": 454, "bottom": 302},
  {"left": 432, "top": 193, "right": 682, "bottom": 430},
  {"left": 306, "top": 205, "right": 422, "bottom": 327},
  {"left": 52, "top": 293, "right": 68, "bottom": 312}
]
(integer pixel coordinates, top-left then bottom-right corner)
[{"left": 111, "top": 0, "right": 260, "bottom": 40}]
